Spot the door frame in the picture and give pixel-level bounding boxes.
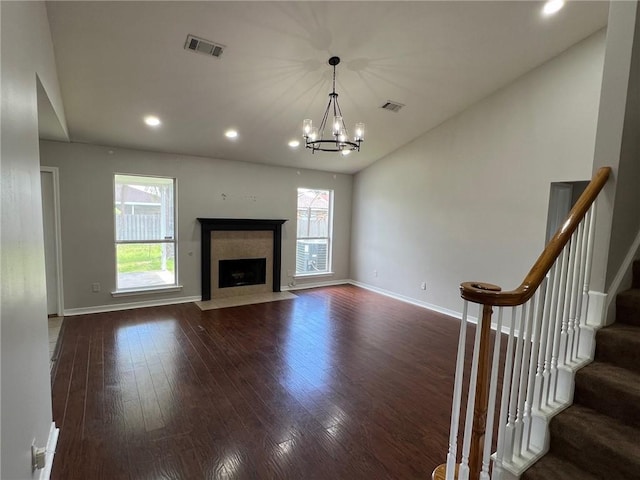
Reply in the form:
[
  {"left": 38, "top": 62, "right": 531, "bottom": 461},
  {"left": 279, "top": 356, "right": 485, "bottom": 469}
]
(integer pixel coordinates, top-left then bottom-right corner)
[{"left": 41, "top": 166, "right": 64, "bottom": 316}]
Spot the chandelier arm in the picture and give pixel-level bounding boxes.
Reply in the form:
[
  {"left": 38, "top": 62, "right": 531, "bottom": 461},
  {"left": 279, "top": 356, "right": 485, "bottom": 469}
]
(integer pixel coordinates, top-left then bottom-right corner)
[
  {"left": 318, "top": 97, "right": 332, "bottom": 141},
  {"left": 334, "top": 98, "right": 349, "bottom": 135}
]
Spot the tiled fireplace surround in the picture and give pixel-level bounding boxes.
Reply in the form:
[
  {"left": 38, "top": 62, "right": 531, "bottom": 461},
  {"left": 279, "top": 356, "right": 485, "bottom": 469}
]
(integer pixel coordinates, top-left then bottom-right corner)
[{"left": 197, "top": 218, "right": 287, "bottom": 301}]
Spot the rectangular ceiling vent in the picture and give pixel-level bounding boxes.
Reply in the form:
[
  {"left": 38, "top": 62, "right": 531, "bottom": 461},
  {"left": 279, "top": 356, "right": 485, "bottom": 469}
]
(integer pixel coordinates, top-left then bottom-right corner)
[
  {"left": 184, "top": 34, "right": 225, "bottom": 58},
  {"left": 381, "top": 101, "right": 405, "bottom": 113}
]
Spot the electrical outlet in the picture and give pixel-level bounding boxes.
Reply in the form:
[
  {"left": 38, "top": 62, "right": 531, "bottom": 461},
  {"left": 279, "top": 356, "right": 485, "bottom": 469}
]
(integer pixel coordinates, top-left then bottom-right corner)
[
  {"left": 421, "top": 281, "right": 427, "bottom": 290},
  {"left": 374, "top": 270, "right": 378, "bottom": 277},
  {"left": 91, "top": 282, "right": 101, "bottom": 293},
  {"left": 31, "top": 443, "right": 46, "bottom": 471}
]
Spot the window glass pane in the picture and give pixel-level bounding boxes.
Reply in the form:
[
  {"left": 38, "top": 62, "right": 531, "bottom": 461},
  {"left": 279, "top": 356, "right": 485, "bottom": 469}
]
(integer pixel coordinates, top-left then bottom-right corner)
[
  {"left": 115, "top": 175, "right": 174, "bottom": 241},
  {"left": 116, "top": 243, "right": 175, "bottom": 289},
  {"left": 296, "top": 208, "right": 310, "bottom": 237},
  {"left": 296, "top": 187, "right": 332, "bottom": 275},
  {"left": 296, "top": 239, "right": 328, "bottom": 274}
]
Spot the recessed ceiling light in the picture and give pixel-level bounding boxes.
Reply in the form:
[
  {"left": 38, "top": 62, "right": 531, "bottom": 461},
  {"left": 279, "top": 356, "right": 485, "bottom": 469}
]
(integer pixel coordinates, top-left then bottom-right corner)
[
  {"left": 225, "top": 129, "right": 238, "bottom": 139},
  {"left": 543, "top": 0, "right": 564, "bottom": 15},
  {"left": 288, "top": 140, "right": 300, "bottom": 148},
  {"left": 144, "top": 115, "right": 161, "bottom": 127}
]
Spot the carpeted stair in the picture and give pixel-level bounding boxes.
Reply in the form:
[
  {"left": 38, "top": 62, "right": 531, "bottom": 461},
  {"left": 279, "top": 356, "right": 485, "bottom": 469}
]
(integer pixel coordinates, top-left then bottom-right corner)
[{"left": 522, "top": 260, "right": 640, "bottom": 480}]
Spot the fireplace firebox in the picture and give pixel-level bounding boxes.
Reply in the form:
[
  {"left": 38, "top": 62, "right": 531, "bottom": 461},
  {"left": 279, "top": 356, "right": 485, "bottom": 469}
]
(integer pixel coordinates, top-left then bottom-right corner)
[{"left": 219, "top": 258, "right": 267, "bottom": 288}]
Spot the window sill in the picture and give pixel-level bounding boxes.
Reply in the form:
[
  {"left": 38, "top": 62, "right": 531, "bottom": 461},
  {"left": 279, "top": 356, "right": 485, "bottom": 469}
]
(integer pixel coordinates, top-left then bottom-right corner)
[
  {"left": 294, "top": 272, "right": 335, "bottom": 279},
  {"left": 111, "top": 285, "right": 183, "bottom": 297}
]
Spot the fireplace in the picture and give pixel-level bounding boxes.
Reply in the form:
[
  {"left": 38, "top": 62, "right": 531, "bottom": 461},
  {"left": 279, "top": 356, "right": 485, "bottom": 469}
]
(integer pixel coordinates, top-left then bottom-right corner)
[
  {"left": 197, "top": 218, "right": 287, "bottom": 300},
  {"left": 219, "top": 258, "right": 266, "bottom": 288}
]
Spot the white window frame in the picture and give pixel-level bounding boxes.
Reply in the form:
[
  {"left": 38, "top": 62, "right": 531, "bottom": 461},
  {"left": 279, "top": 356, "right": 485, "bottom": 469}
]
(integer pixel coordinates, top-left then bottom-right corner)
[
  {"left": 112, "top": 173, "right": 180, "bottom": 295},
  {"left": 295, "top": 188, "right": 334, "bottom": 277}
]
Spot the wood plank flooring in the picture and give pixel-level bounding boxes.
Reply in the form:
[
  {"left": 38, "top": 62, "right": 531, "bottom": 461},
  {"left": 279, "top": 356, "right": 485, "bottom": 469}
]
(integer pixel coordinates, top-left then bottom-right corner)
[{"left": 51, "top": 285, "right": 478, "bottom": 479}]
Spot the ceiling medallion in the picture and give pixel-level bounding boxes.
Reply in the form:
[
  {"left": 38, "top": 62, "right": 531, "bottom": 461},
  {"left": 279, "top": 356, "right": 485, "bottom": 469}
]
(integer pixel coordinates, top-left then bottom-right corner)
[{"left": 302, "top": 56, "right": 364, "bottom": 155}]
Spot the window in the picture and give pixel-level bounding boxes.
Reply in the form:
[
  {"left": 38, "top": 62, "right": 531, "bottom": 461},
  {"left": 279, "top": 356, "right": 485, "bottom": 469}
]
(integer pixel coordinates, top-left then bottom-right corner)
[
  {"left": 114, "top": 175, "right": 176, "bottom": 291},
  {"left": 296, "top": 188, "right": 333, "bottom": 275}
]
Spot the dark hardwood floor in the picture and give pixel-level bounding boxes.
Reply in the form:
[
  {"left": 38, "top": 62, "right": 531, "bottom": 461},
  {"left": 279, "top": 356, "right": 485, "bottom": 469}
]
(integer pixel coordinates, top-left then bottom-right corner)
[{"left": 51, "top": 285, "right": 472, "bottom": 479}]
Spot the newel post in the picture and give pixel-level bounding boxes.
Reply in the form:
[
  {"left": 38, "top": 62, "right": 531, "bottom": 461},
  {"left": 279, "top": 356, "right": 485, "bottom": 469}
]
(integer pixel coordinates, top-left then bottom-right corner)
[{"left": 469, "top": 303, "right": 494, "bottom": 479}]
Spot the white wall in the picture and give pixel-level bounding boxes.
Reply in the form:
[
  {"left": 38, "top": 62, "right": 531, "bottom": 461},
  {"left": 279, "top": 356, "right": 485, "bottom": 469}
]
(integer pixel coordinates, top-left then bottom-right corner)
[
  {"left": 39, "top": 141, "right": 353, "bottom": 311},
  {"left": 0, "top": 1, "right": 67, "bottom": 478},
  {"left": 351, "top": 31, "right": 605, "bottom": 316}
]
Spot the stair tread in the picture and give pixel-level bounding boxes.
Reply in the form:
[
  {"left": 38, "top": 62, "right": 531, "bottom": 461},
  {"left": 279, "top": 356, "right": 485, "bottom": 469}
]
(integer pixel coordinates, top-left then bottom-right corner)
[
  {"left": 595, "top": 323, "right": 640, "bottom": 373},
  {"left": 598, "top": 321, "right": 640, "bottom": 337},
  {"left": 577, "top": 360, "right": 640, "bottom": 396},
  {"left": 614, "top": 289, "right": 640, "bottom": 326},
  {"left": 616, "top": 288, "right": 640, "bottom": 306},
  {"left": 553, "top": 404, "right": 640, "bottom": 448},
  {"left": 574, "top": 361, "right": 640, "bottom": 428},
  {"left": 523, "top": 452, "right": 599, "bottom": 480},
  {"left": 550, "top": 404, "right": 640, "bottom": 477}
]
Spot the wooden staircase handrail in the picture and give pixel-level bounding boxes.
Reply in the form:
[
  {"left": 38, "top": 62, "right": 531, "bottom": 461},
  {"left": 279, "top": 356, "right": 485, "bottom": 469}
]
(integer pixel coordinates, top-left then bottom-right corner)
[{"left": 461, "top": 167, "right": 611, "bottom": 307}]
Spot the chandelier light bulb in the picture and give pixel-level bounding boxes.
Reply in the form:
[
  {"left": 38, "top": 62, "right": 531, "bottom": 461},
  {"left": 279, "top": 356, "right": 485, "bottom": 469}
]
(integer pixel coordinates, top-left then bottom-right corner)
[
  {"left": 309, "top": 127, "right": 318, "bottom": 141},
  {"left": 303, "top": 119, "right": 313, "bottom": 137},
  {"left": 333, "top": 116, "right": 342, "bottom": 136},
  {"left": 354, "top": 123, "right": 365, "bottom": 141}
]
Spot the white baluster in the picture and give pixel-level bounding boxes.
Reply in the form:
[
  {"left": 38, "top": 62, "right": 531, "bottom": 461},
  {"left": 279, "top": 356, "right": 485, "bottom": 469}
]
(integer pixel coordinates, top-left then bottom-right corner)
[
  {"left": 524, "top": 278, "right": 548, "bottom": 452},
  {"left": 480, "top": 308, "right": 504, "bottom": 480},
  {"left": 493, "top": 308, "right": 517, "bottom": 480},
  {"left": 581, "top": 205, "right": 597, "bottom": 330},
  {"left": 551, "top": 247, "right": 570, "bottom": 405},
  {"left": 445, "top": 301, "right": 470, "bottom": 480},
  {"left": 572, "top": 216, "right": 589, "bottom": 361},
  {"left": 537, "top": 265, "right": 556, "bottom": 411},
  {"left": 575, "top": 207, "right": 595, "bottom": 360},
  {"left": 567, "top": 225, "right": 584, "bottom": 364},
  {"left": 515, "top": 299, "right": 534, "bottom": 457},
  {"left": 506, "top": 305, "right": 526, "bottom": 461},
  {"left": 459, "top": 304, "right": 486, "bottom": 480}
]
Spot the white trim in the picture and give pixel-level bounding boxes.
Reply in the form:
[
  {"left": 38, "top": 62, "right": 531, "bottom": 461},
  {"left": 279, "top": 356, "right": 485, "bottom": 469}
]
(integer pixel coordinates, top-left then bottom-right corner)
[
  {"left": 606, "top": 225, "right": 640, "bottom": 308},
  {"left": 40, "top": 166, "right": 64, "bottom": 316},
  {"left": 64, "top": 295, "right": 200, "bottom": 316},
  {"left": 282, "top": 278, "right": 349, "bottom": 291},
  {"left": 586, "top": 290, "right": 607, "bottom": 327},
  {"left": 38, "top": 422, "right": 59, "bottom": 480},
  {"left": 349, "top": 280, "right": 513, "bottom": 335},
  {"left": 111, "top": 285, "right": 183, "bottom": 297},
  {"left": 350, "top": 280, "right": 462, "bottom": 316},
  {"left": 294, "top": 271, "right": 335, "bottom": 279}
]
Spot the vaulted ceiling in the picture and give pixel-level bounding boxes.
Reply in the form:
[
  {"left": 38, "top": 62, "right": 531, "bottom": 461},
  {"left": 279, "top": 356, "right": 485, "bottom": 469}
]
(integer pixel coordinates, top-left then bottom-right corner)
[{"left": 45, "top": 1, "right": 609, "bottom": 174}]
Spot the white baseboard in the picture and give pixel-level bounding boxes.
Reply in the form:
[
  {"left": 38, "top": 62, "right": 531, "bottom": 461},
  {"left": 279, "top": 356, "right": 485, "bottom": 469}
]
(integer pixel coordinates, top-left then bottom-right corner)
[
  {"left": 349, "top": 280, "right": 462, "bottom": 316},
  {"left": 349, "top": 280, "right": 517, "bottom": 335},
  {"left": 39, "top": 422, "right": 59, "bottom": 480},
  {"left": 63, "top": 295, "right": 201, "bottom": 316}
]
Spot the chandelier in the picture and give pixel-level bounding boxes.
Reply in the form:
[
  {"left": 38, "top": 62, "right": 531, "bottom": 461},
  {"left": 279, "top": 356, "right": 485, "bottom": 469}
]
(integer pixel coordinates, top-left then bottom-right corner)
[{"left": 302, "top": 56, "right": 364, "bottom": 155}]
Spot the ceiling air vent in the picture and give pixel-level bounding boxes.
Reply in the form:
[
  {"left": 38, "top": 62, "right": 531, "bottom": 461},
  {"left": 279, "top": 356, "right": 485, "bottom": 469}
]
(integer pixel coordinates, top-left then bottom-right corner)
[
  {"left": 381, "top": 101, "right": 405, "bottom": 113},
  {"left": 184, "top": 34, "right": 225, "bottom": 58}
]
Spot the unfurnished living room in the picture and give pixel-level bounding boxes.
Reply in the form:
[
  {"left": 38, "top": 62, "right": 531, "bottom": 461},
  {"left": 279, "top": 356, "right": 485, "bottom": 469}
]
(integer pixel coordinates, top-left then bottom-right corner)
[{"left": 3, "top": 1, "right": 640, "bottom": 479}]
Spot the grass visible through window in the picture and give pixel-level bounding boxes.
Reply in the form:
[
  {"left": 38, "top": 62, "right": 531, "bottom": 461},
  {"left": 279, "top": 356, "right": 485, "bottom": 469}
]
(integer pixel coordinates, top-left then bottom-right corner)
[{"left": 116, "top": 244, "right": 175, "bottom": 273}]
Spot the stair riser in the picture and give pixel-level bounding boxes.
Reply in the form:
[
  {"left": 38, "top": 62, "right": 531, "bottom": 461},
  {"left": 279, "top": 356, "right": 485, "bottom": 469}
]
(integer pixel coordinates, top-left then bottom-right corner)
[
  {"left": 574, "top": 376, "right": 640, "bottom": 429},
  {"left": 614, "top": 303, "right": 640, "bottom": 326},
  {"left": 594, "top": 335, "right": 640, "bottom": 374},
  {"left": 633, "top": 260, "right": 640, "bottom": 289},
  {"left": 549, "top": 421, "right": 640, "bottom": 479}
]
